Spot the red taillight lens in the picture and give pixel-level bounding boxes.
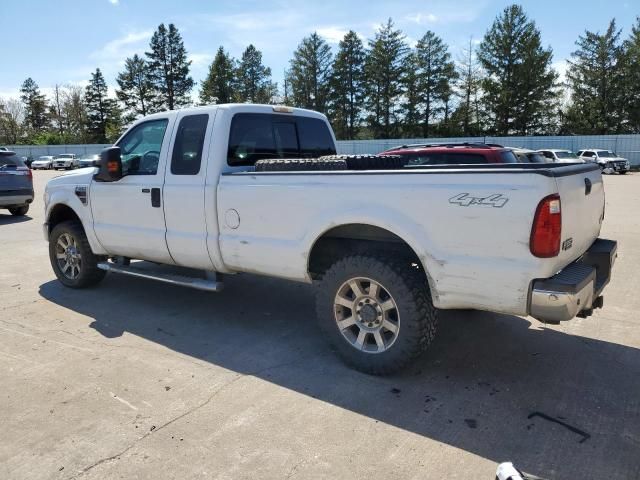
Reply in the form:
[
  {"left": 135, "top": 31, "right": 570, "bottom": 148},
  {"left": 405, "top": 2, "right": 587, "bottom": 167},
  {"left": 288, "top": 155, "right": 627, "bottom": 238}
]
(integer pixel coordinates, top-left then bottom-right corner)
[{"left": 530, "top": 194, "right": 561, "bottom": 258}]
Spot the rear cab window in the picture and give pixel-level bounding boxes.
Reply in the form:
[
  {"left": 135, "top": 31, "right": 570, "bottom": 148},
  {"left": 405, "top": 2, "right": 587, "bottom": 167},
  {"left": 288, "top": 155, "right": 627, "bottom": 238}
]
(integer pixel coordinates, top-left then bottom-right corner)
[
  {"left": 171, "top": 114, "right": 209, "bottom": 175},
  {"left": 227, "top": 113, "right": 336, "bottom": 167}
]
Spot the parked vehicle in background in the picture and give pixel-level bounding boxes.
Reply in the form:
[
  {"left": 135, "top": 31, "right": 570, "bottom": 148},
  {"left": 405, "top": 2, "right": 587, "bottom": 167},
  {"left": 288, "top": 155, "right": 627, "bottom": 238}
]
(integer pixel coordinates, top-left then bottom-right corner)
[
  {"left": 0, "top": 150, "right": 34, "bottom": 216},
  {"left": 31, "top": 155, "right": 55, "bottom": 170},
  {"left": 577, "top": 149, "right": 630, "bottom": 174},
  {"left": 538, "top": 149, "right": 583, "bottom": 163},
  {"left": 0, "top": 147, "right": 8, "bottom": 151},
  {"left": 509, "top": 148, "right": 549, "bottom": 163},
  {"left": 77, "top": 154, "right": 100, "bottom": 168},
  {"left": 53, "top": 154, "right": 79, "bottom": 170},
  {"left": 380, "top": 142, "right": 519, "bottom": 165},
  {"left": 42, "top": 104, "right": 617, "bottom": 374}
]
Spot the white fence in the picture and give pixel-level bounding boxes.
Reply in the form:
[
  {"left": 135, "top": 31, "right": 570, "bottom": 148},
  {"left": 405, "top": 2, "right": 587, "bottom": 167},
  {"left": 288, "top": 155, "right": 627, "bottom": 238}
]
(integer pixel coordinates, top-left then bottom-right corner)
[{"left": 6, "top": 134, "right": 640, "bottom": 166}]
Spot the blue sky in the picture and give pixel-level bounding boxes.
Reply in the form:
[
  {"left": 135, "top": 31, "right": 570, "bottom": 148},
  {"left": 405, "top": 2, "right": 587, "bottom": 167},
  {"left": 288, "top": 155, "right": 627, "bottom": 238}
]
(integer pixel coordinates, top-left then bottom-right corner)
[{"left": 0, "top": 0, "right": 638, "bottom": 100}]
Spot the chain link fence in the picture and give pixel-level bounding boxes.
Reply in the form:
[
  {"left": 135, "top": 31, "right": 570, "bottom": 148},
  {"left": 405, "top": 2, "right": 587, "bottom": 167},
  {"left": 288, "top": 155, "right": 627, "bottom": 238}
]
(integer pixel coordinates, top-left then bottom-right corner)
[{"left": 5, "top": 134, "right": 640, "bottom": 166}]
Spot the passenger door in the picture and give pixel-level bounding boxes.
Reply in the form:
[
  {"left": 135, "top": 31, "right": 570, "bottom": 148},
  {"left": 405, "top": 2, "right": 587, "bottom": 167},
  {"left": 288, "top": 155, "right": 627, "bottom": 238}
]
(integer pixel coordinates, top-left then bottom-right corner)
[
  {"left": 163, "top": 112, "right": 215, "bottom": 269},
  {"left": 91, "top": 117, "right": 175, "bottom": 264}
]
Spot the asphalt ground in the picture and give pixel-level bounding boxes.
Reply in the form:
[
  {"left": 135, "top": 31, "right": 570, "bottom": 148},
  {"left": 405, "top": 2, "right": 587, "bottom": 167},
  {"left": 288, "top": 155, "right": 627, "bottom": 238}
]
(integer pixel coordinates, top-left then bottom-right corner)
[{"left": 1, "top": 169, "right": 639, "bottom": 480}]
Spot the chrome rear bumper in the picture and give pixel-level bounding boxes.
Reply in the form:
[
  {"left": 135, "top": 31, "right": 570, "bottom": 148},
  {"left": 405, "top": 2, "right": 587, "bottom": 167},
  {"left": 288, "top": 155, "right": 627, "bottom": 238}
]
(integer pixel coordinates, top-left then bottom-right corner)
[{"left": 530, "top": 239, "right": 617, "bottom": 323}]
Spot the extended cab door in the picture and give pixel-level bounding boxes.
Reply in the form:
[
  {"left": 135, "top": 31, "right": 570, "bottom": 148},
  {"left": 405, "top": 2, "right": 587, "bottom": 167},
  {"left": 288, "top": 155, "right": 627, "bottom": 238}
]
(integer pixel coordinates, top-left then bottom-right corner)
[
  {"left": 90, "top": 117, "right": 175, "bottom": 264},
  {"left": 162, "top": 112, "right": 216, "bottom": 269}
]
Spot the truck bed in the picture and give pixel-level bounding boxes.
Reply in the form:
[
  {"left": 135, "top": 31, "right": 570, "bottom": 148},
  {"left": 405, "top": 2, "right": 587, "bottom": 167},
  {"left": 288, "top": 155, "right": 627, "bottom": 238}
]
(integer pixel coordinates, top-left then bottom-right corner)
[{"left": 218, "top": 162, "right": 603, "bottom": 316}]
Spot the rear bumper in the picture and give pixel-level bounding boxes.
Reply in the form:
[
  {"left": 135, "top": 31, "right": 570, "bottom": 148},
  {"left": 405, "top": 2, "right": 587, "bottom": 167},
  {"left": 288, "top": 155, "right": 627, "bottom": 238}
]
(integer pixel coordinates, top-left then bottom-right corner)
[
  {"left": 529, "top": 238, "right": 617, "bottom": 322},
  {"left": 0, "top": 189, "right": 34, "bottom": 207}
]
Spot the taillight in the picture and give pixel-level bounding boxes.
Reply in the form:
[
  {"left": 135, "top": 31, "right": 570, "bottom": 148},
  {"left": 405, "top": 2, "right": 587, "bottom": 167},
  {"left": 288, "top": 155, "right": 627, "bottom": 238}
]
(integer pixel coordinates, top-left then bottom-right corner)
[{"left": 530, "top": 194, "right": 561, "bottom": 258}]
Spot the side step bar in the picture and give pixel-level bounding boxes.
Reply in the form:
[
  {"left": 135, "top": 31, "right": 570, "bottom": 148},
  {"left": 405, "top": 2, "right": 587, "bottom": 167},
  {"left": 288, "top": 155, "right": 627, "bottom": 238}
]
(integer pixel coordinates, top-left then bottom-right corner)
[{"left": 97, "top": 262, "right": 223, "bottom": 292}]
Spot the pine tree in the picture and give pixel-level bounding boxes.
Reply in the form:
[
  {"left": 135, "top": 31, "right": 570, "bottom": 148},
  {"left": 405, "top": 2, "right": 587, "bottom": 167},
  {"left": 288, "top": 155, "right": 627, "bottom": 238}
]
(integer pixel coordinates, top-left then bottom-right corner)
[
  {"left": 146, "top": 23, "right": 194, "bottom": 110},
  {"left": 414, "top": 31, "right": 456, "bottom": 137},
  {"left": 619, "top": 17, "right": 640, "bottom": 132},
  {"left": 116, "top": 54, "right": 155, "bottom": 122},
  {"left": 564, "top": 20, "right": 624, "bottom": 134},
  {"left": 400, "top": 51, "right": 422, "bottom": 137},
  {"left": 235, "top": 45, "right": 276, "bottom": 103},
  {"left": 364, "top": 19, "right": 408, "bottom": 139},
  {"left": 478, "top": 4, "right": 559, "bottom": 135},
  {"left": 200, "top": 47, "right": 236, "bottom": 105},
  {"left": 328, "top": 31, "right": 365, "bottom": 140},
  {"left": 85, "top": 68, "right": 116, "bottom": 143},
  {"left": 452, "top": 37, "right": 484, "bottom": 136},
  {"left": 287, "top": 33, "right": 333, "bottom": 113},
  {"left": 20, "top": 78, "right": 48, "bottom": 134}
]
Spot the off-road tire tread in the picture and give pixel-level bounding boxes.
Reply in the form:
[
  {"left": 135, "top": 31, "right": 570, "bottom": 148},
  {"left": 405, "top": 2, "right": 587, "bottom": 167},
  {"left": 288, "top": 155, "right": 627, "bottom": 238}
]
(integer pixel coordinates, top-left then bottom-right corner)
[
  {"left": 315, "top": 254, "right": 437, "bottom": 375},
  {"left": 49, "top": 221, "right": 106, "bottom": 288}
]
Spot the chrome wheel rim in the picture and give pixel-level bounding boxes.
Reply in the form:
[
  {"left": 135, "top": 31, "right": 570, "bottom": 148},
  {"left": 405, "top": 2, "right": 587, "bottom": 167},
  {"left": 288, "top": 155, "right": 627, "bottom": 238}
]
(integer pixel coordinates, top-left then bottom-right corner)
[
  {"left": 334, "top": 277, "right": 400, "bottom": 354},
  {"left": 55, "top": 233, "right": 82, "bottom": 280}
]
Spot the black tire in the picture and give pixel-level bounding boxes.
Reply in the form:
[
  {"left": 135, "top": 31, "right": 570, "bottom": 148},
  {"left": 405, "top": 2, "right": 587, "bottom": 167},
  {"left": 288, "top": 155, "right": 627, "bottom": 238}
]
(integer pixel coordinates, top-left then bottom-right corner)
[
  {"left": 49, "top": 221, "right": 106, "bottom": 288},
  {"left": 319, "top": 154, "right": 407, "bottom": 171},
  {"left": 8, "top": 205, "right": 29, "bottom": 216},
  {"left": 620, "top": 171, "right": 628, "bottom": 175},
  {"left": 315, "top": 254, "right": 438, "bottom": 375},
  {"left": 254, "top": 158, "right": 347, "bottom": 172}
]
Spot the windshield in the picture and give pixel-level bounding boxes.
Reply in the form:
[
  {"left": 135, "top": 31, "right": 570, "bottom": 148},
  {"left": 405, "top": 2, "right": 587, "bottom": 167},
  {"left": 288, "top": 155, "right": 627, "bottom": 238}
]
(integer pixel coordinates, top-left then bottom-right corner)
[
  {"left": 597, "top": 151, "right": 616, "bottom": 158},
  {"left": 555, "top": 151, "right": 578, "bottom": 159},
  {"left": 527, "top": 153, "right": 548, "bottom": 163},
  {"left": 0, "top": 154, "right": 25, "bottom": 168},
  {"left": 55, "top": 154, "right": 74, "bottom": 159},
  {"left": 37, "top": 156, "right": 52, "bottom": 160}
]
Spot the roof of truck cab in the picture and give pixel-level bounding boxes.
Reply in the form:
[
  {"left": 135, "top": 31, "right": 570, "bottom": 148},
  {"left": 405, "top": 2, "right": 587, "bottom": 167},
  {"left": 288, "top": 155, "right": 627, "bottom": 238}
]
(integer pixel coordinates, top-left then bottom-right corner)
[{"left": 139, "top": 104, "right": 328, "bottom": 121}]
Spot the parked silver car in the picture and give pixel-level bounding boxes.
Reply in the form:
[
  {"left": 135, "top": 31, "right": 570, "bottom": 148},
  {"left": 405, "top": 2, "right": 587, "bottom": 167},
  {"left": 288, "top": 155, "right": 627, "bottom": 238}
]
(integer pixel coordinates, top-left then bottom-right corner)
[
  {"left": 537, "top": 149, "right": 584, "bottom": 163},
  {"left": 31, "top": 155, "right": 55, "bottom": 170}
]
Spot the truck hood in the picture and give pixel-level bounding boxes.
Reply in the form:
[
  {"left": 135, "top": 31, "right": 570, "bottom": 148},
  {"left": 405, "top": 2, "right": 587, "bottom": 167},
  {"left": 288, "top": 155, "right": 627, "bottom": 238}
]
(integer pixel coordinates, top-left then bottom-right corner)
[{"left": 46, "top": 167, "right": 96, "bottom": 187}]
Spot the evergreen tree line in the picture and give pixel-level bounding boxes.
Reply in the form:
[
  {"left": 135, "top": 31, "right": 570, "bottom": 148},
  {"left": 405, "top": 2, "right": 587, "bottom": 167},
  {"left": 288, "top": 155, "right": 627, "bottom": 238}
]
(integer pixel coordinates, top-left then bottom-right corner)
[{"left": 1, "top": 5, "right": 639, "bottom": 145}]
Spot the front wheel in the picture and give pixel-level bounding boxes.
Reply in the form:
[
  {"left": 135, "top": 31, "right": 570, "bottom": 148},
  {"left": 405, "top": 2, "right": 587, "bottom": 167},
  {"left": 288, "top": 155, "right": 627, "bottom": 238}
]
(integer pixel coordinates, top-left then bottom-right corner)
[
  {"left": 315, "top": 254, "right": 438, "bottom": 375},
  {"left": 49, "top": 221, "right": 106, "bottom": 288}
]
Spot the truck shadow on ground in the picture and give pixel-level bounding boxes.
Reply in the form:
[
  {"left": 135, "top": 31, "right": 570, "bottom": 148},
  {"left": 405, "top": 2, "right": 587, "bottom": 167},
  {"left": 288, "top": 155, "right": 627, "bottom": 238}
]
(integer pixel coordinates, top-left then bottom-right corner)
[
  {"left": 39, "top": 272, "right": 640, "bottom": 480},
  {"left": 0, "top": 213, "right": 32, "bottom": 225}
]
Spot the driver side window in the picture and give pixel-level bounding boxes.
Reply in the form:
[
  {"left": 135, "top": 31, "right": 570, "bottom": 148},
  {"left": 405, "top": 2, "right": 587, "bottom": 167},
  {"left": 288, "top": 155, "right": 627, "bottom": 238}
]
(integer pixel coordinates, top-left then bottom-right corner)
[{"left": 117, "top": 119, "right": 169, "bottom": 175}]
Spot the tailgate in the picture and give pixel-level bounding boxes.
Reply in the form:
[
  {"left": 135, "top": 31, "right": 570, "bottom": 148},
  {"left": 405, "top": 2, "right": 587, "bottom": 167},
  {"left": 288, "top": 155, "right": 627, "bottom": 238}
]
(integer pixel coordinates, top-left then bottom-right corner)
[
  {"left": 554, "top": 167, "right": 604, "bottom": 265},
  {"left": 0, "top": 168, "right": 32, "bottom": 191}
]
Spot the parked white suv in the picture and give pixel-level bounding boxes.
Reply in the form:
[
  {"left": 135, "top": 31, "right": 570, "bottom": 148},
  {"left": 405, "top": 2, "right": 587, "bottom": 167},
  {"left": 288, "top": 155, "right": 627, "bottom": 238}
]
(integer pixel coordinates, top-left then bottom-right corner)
[
  {"left": 42, "top": 104, "right": 617, "bottom": 374},
  {"left": 537, "top": 149, "right": 583, "bottom": 163},
  {"left": 52, "top": 154, "right": 79, "bottom": 170},
  {"left": 577, "top": 149, "right": 630, "bottom": 174}
]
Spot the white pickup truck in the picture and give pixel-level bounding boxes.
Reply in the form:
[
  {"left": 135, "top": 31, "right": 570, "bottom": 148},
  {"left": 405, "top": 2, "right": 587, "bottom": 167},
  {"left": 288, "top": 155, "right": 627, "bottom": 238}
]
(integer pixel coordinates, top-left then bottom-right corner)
[{"left": 43, "top": 104, "right": 617, "bottom": 374}]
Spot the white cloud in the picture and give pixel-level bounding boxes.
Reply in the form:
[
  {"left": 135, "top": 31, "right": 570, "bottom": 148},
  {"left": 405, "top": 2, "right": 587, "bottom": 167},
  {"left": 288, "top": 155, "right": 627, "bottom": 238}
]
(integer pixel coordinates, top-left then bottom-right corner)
[
  {"left": 189, "top": 52, "right": 213, "bottom": 68},
  {"left": 89, "top": 30, "right": 152, "bottom": 65},
  {"left": 405, "top": 13, "right": 438, "bottom": 24},
  {"left": 316, "top": 27, "right": 349, "bottom": 44},
  {"left": 553, "top": 60, "right": 569, "bottom": 83}
]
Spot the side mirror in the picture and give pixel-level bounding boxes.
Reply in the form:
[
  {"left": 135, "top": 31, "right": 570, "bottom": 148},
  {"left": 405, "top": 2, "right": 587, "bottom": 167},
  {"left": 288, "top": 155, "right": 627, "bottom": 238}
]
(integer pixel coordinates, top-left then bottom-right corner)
[{"left": 95, "top": 147, "right": 122, "bottom": 182}]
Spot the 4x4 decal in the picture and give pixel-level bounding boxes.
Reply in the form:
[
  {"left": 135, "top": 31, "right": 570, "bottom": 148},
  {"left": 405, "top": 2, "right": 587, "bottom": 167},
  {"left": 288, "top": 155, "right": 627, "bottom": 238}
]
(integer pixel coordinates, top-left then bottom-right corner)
[{"left": 449, "top": 193, "right": 509, "bottom": 208}]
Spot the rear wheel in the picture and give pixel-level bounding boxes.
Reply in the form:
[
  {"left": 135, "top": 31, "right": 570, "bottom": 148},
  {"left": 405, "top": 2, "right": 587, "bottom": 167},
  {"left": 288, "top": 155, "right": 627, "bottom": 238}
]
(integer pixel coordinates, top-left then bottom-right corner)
[
  {"left": 49, "top": 221, "right": 106, "bottom": 288},
  {"left": 316, "top": 254, "right": 438, "bottom": 375},
  {"left": 8, "top": 205, "right": 29, "bottom": 216}
]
